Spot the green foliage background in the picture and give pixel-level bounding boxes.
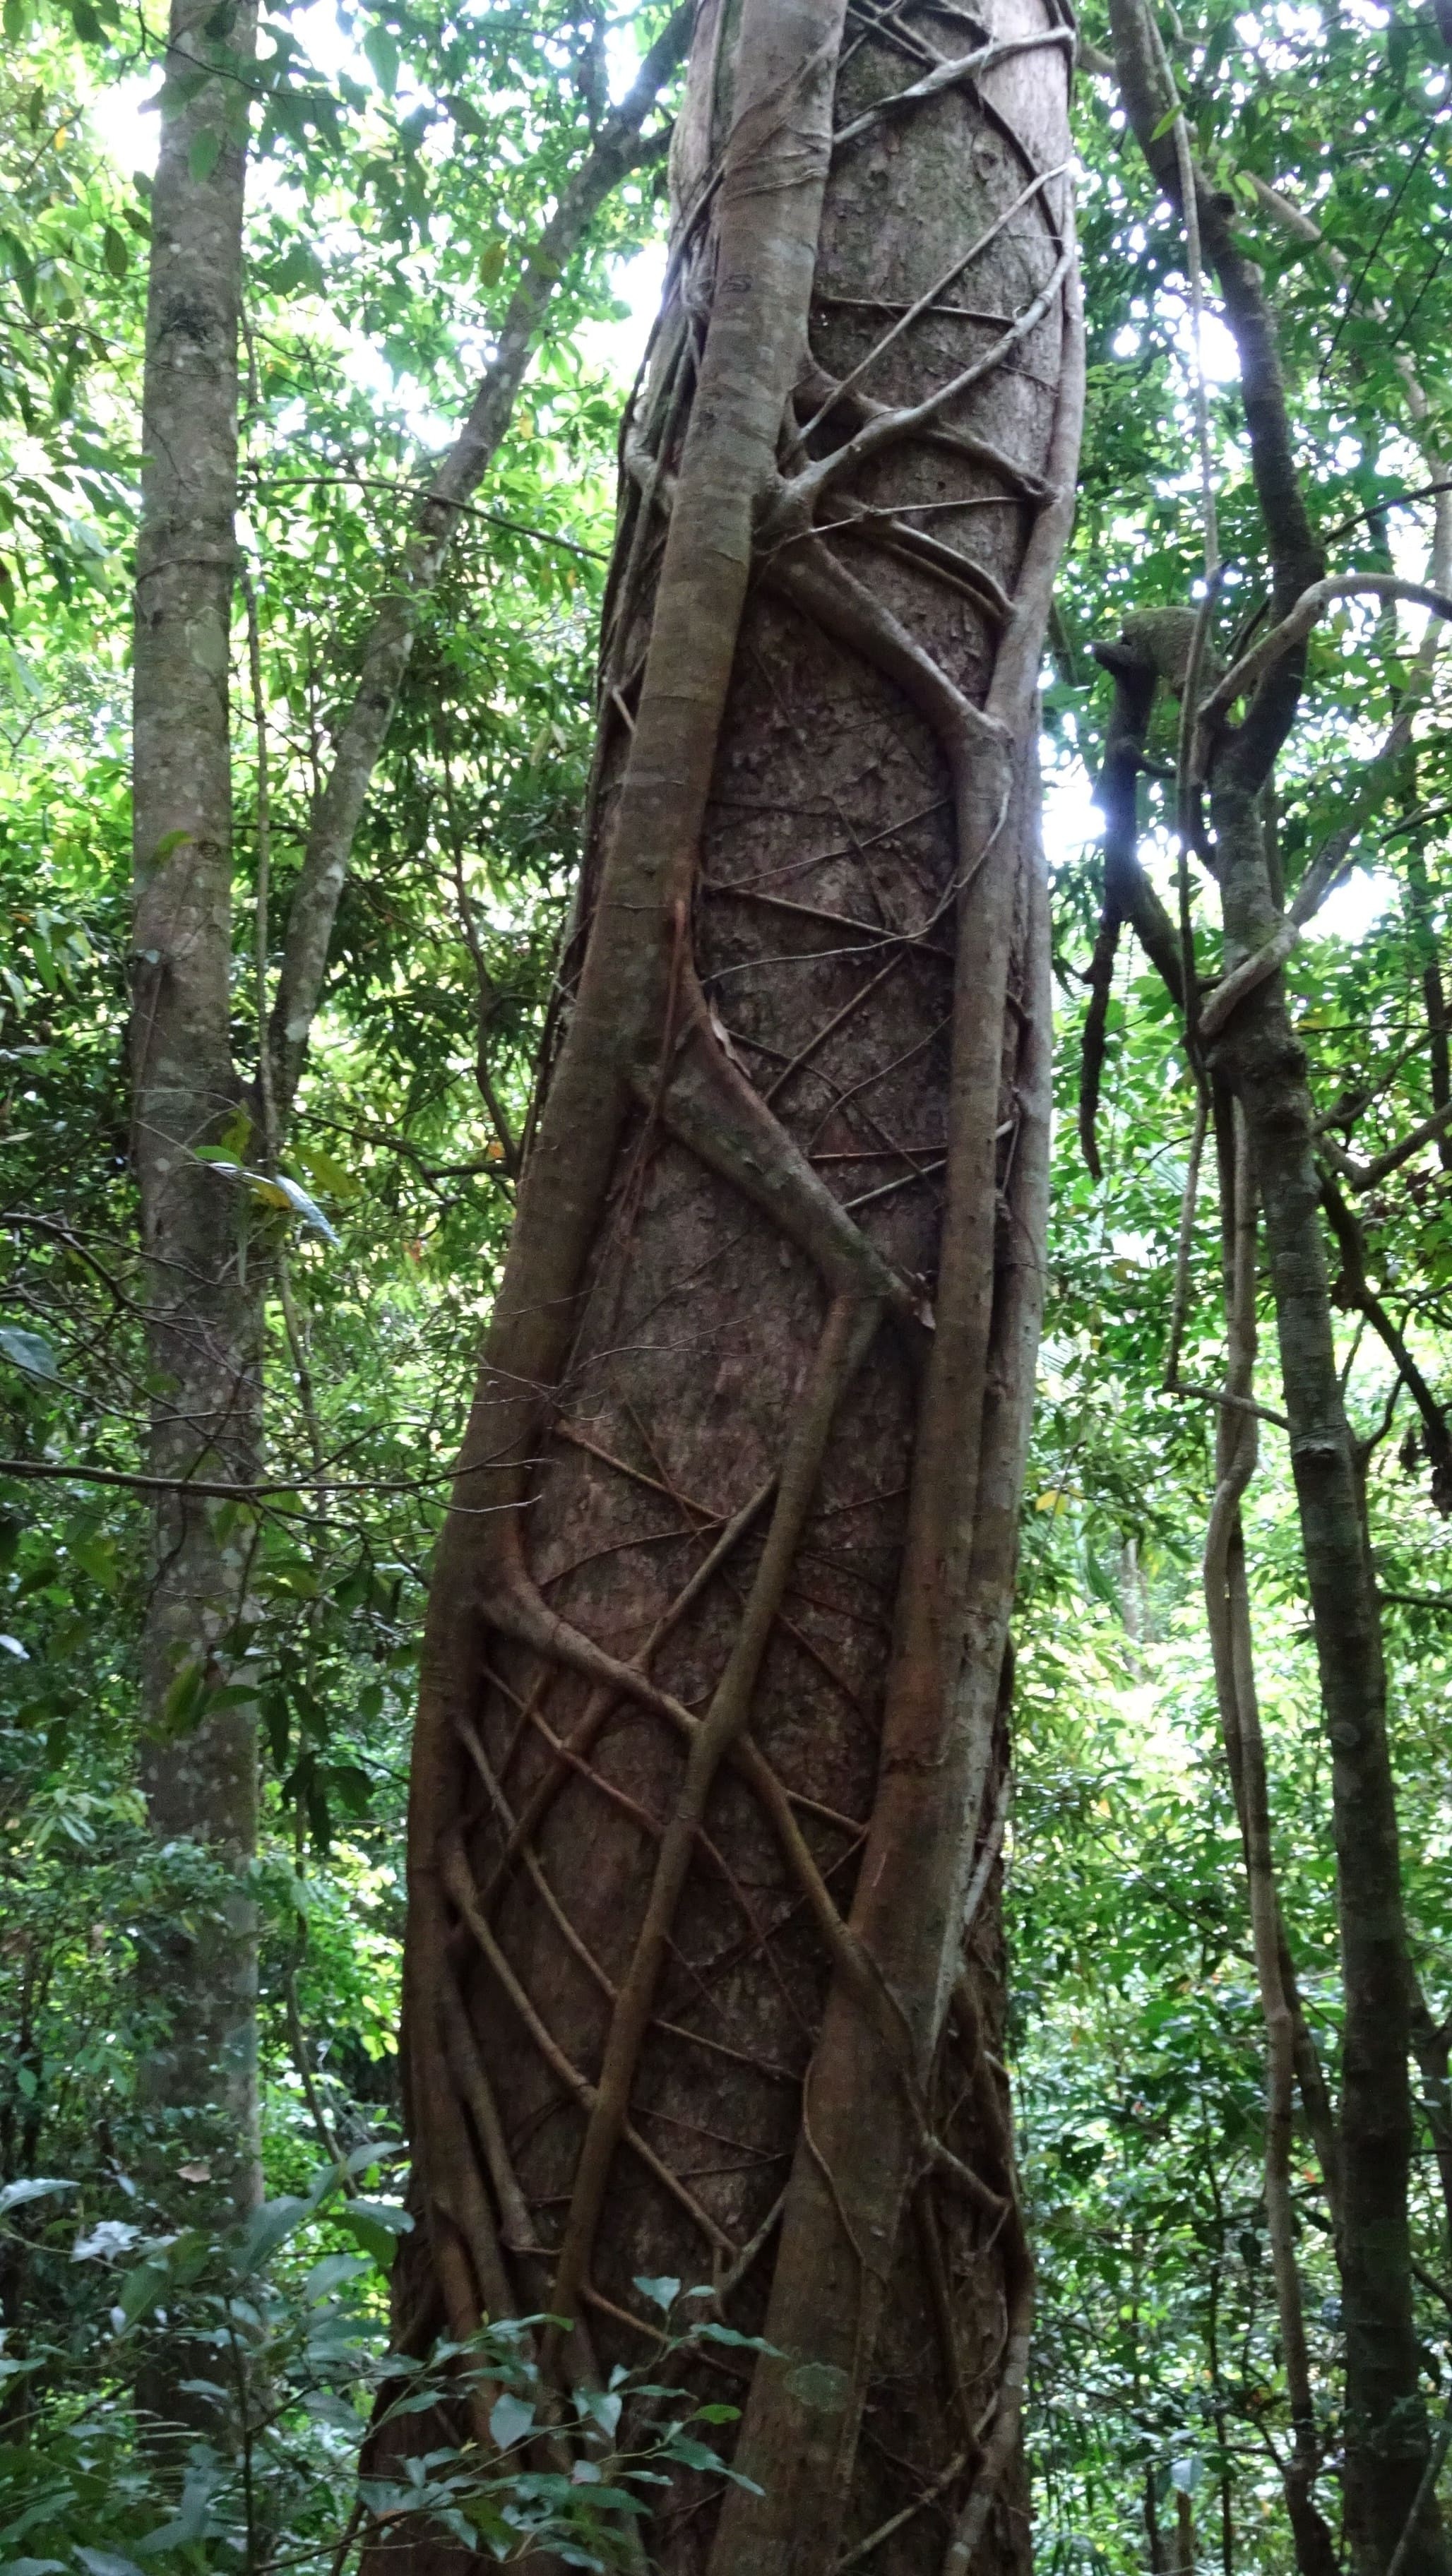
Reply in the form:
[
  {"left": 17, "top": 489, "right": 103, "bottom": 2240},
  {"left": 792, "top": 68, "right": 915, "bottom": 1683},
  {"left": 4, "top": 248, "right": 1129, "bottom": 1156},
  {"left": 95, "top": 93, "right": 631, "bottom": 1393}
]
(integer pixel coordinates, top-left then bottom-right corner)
[{"left": 4, "top": 0, "right": 1452, "bottom": 2566}]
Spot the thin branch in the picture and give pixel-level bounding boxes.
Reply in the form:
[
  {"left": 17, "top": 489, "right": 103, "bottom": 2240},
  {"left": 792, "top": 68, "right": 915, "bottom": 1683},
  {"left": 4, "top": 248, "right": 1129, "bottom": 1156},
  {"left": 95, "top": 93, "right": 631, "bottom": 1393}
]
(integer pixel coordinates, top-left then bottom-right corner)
[
  {"left": 1196, "top": 575, "right": 1452, "bottom": 757},
  {"left": 267, "top": 1, "right": 694, "bottom": 1121},
  {"left": 1324, "top": 1095, "right": 1452, "bottom": 1193},
  {"left": 0, "top": 1455, "right": 459, "bottom": 1500},
  {"left": 249, "top": 472, "right": 609, "bottom": 564}
]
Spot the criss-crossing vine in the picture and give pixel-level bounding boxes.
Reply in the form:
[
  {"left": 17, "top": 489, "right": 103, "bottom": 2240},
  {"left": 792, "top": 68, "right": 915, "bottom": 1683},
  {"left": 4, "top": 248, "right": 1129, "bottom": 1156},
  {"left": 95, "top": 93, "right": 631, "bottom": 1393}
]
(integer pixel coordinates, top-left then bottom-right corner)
[{"left": 374, "top": 1, "right": 1081, "bottom": 2568}]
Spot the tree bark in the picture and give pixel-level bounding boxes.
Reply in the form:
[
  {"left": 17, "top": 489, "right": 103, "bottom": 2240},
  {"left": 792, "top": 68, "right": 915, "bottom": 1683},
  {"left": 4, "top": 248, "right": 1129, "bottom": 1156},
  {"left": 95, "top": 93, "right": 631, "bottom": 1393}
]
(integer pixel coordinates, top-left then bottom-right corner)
[
  {"left": 131, "top": 0, "right": 263, "bottom": 2231},
  {"left": 1208, "top": 783, "right": 1441, "bottom": 2576},
  {"left": 378, "top": 0, "right": 1080, "bottom": 2568},
  {"left": 126, "top": 0, "right": 693, "bottom": 2266},
  {"left": 1202, "top": 1104, "right": 1337, "bottom": 2576}
]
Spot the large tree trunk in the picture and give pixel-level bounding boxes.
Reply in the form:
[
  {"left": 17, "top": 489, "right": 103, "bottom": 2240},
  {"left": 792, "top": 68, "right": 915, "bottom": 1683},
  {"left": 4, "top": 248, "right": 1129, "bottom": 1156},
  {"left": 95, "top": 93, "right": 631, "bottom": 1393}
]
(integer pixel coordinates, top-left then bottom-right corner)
[
  {"left": 131, "top": 0, "right": 263, "bottom": 2235},
  {"left": 381, "top": 0, "right": 1080, "bottom": 2565}
]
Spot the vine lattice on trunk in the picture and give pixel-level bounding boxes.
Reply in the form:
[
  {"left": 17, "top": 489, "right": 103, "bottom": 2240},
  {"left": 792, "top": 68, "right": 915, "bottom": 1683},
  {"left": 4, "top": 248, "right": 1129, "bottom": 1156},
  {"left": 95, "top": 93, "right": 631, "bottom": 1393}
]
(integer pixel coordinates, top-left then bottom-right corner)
[{"left": 375, "top": 0, "right": 1081, "bottom": 2567}]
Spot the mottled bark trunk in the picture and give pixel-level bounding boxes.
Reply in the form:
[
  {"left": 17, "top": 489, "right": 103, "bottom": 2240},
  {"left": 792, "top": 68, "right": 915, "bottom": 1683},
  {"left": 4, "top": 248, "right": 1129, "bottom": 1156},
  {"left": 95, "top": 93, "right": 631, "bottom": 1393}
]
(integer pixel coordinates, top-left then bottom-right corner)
[
  {"left": 1208, "top": 788, "right": 1440, "bottom": 2576},
  {"left": 1202, "top": 1103, "right": 1336, "bottom": 2576},
  {"left": 378, "top": 0, "right": 1079, "bottom": 2568},
  {"left": 131, "top": 0, "right": 261, "bottom": 2229}
]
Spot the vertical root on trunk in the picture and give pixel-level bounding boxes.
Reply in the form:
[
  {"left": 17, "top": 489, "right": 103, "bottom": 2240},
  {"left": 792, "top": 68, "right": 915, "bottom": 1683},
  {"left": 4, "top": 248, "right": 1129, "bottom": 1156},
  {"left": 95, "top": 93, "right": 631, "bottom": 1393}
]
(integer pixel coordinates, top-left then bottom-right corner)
[{"left": 377, "top": 5, "right": 1080, "bottom": 2568}]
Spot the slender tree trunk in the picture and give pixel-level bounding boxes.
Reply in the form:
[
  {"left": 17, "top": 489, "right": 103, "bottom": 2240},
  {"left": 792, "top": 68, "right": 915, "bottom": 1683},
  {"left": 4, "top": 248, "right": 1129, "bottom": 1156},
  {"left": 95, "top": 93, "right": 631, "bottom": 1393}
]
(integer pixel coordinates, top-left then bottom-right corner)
[
  {"left": 1088, "top": 626, "right": 1347, "bottom": 2571},
  {"left": 1202, "top": 1104, "right": 1336, "bottom": 2576},
  {"left": 131, "top": 0, "right": 262, "bottom": 2232},
  {"left": 378, "top": 0, "right": 1080, "bottom": 2567},
  {"left": 1209, "top": 787, "right": 1441, "bottom": 2576},
  {"left": 126, "top": 1, "right": 691, "bottom": 2263}
]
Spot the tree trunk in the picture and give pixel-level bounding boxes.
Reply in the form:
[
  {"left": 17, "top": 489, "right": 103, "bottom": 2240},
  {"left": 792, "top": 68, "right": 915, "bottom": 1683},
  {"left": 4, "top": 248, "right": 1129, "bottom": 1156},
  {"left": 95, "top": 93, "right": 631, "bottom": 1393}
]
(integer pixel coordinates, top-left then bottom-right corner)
[
  {"left": 131, "top": 0, "right": 263, "bottom": 2234},
  {"left": 1208, "top": 785, "right": 1444, "bottom": 2576},
  {"left": 126, "top": 0, "right": 691, "bottom": 2263},
  {"left": 379, "top": 0, "right": 1081, "bottom": 2565}
]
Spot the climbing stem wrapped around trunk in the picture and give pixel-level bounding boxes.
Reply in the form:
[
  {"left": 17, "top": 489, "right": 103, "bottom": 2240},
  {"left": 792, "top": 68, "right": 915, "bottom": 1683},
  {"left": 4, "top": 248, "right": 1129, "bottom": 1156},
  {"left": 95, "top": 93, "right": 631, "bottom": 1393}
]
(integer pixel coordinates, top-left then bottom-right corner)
[{"left": 376, "top": 0, "right": 1081, "bottom": 2568}]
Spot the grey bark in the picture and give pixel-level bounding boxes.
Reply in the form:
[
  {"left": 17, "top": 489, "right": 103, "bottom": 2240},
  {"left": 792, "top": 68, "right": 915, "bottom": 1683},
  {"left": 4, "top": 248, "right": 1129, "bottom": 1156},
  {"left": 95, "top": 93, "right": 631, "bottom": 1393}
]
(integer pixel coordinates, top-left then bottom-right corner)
[{"left": 131, "top": 0, "right": 263, "bottom": 2231}]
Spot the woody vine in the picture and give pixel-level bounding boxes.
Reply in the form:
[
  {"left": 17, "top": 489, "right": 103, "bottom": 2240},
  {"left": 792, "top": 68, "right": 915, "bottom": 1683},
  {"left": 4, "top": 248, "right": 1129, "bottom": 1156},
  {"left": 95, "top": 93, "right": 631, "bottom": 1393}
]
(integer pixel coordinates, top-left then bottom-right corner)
[{"left": 377, "top": 0, "right": 1081, "bottom": 2568}]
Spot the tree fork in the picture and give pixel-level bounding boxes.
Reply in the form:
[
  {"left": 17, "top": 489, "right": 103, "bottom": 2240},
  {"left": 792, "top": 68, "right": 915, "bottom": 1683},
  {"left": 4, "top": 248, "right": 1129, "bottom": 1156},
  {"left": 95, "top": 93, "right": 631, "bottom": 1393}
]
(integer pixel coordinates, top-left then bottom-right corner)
[{"left": 379, "top": 0, "right": 1079, "bottom": 2566}]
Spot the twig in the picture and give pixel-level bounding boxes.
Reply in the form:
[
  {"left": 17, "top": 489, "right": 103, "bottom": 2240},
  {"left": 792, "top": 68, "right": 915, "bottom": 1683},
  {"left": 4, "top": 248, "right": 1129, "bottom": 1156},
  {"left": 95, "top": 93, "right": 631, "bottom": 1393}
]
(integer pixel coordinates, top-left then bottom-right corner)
[
  {"left": 0, "top": 1455, "right": 458, "bottom": 1499},
  {"left": 248, "top": 472, "right": 610, "bottom": 564},
  {"left": 1196, "top": 574, "right": 1452, "bottom": 755}
]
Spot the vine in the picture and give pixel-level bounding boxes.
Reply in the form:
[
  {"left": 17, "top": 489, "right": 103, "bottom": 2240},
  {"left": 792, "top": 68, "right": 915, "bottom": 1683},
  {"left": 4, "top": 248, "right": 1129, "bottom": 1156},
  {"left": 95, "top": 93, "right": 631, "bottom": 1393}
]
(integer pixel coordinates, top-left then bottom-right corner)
[{"left": 372, "top": 1, "right": 1081, "bottom": 2568}]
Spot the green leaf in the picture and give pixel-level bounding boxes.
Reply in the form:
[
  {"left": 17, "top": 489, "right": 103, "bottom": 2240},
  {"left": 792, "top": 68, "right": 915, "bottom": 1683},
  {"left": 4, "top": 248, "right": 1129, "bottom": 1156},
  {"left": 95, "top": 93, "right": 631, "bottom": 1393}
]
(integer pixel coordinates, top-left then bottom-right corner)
[
  {"left": 338, "top": 2198, "right": 412, "bottom": 2271},
  {"left": 114, "top": 2256, "right": 172, "bottom": 2329},
  {"left": 292, "top": 1140, "right": 359, "bottom": 1200},
  {"left": 0, "top": 2175, "right": 75, "bottom": 2213},
  {"left": 659, "top": 2434, "right": 732, "bottom": 2475},
  {"left": 0, "top": 1325, "right": 59, "bottom": 1381},
  {"left": 633, "top": 2273, "right": 680, "bottom": 2312},
  {"left": 489, "top": 2388, "right": 535, "bottom": 2450},
  {"left": 363, "top": 23, "right": 400, "bottom": 95},
  {"left": 1150, "top": 102, "right": 1182, "bottom": 140},
  {"left": 343, "top": 2136, "right": 405, "bottom": 2174},
  {"left": 692, "top": 2321, "right": 781, "bottom": 2353},
  {"left": 574, "top": 2385, "right": 622, "bottom": 2438},
  {"left": 234, "top": 2191, "right": 314, "bottom": 2275},
  {"left": 188, "top": 127, "right": 224, "bottom": 183},
  {"left": 304, "top": 2250, "right": 371, "bottom": 2301},
  {"left": 72, "top": 1534, "right": 119, "bottom": 1592},
  {"left": 102, "top": 224, "right": 129, "bottom": 280},
  {"left": 158, "top": 1655, "right": 210, "bottom": 1738},
  {"left": 348, "top": 2194, "right": 412, "bottom": 2233}
]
